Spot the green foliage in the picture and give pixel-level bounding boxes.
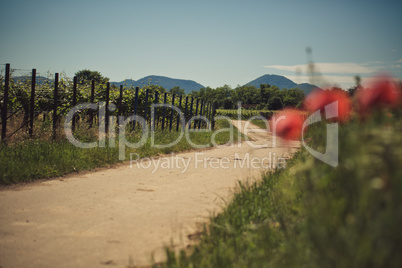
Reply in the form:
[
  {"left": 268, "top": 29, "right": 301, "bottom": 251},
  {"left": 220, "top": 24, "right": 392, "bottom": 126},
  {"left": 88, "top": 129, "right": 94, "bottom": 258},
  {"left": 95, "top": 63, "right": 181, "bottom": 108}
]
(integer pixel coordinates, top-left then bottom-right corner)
[
  {"left": 188, "top": 84, "right": 305, "bottom": 110},
  {"left": 1, "top": 70, "right": 206, "bottom": 140},
  {"left": 191, "top": 85, "right": 233, "bottom": 109},
  {"left": 215, "top": 109, "right": 274, "bottom": 120},
  {"left": 74, "top": 69, "right": 109, "bottom": 84},
  {"left": 157, "top": 108, "right": 402, "bottom": 267},
  {"left": 0, "top": 120, "right": 245, "bottom": 185},
  {"left": 267, "top": 96, "right": 283, "bottom": 110},
  {"left": 300, "top": 111, "right": 402, "bottom": 267},
  {"left": 250, "top": 118, "right": 269, "bottom": 129},
  {"left": 169, "top": 86, "right": 185, "bottom": 95},
  {"left": 231, "top": 85, "right": 260, "bottom": 105},
  {"left": 2, "top": 72, "right": 304, "bottom": 133}
]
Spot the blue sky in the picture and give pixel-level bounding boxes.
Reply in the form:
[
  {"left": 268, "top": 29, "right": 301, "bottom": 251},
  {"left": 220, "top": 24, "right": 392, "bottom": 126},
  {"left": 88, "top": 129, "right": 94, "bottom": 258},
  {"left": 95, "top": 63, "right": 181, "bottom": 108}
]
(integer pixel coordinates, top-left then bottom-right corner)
[{"left": 1, "top": 0, "right": 401, "bottom": 89}]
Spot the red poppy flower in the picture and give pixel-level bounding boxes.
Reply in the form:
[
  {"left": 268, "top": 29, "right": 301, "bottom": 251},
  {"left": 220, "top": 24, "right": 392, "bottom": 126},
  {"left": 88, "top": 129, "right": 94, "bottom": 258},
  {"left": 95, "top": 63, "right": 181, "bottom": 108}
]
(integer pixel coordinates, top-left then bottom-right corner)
[
  {"left": 304, "top": 89, "right": 352, "bottom": 123},
  {"left": 357, "top": 74, "right": 401, "bottom": 114},
  {"left": 304, "top": 89, "right": 333, "bottom": 113},
  {"left": 330, "top": 90, "right": 352, "bottom": 123},
  {"left": 270, "top": 109, "right": 304, "bottom": 140}
]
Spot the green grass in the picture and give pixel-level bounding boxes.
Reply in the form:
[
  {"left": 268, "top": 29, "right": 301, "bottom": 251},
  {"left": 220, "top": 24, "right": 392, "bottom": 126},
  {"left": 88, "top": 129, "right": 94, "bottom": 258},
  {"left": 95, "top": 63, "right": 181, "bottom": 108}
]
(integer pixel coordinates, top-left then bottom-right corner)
[
  {"left": 250, "top": 119, "right": 269, "bottom": 130},
  {"left": 216, "top": 109, "right": 274, "bottom": 120},
  {"left": 0, "top": 119, "right": 245, "bottom": 185},
  {"left": 156, "top": 108, "right": 402, "bottom": 268}
]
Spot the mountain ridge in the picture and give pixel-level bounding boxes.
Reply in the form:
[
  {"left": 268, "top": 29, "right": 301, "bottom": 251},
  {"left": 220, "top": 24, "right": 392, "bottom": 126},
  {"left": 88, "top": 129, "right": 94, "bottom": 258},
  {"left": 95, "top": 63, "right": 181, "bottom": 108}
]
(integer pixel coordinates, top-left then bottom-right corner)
[
  {"left": 11, "top": 74, "right": 318, "bottom": 95},
  {"left": 110, "top": 74, "right": 318, "bottom": 95},
  {"left": 246, "top": 74, "right": 318, "bottom": 94},
  {"left": 111, "top": 75, "right": 205, "bottom": 94}
]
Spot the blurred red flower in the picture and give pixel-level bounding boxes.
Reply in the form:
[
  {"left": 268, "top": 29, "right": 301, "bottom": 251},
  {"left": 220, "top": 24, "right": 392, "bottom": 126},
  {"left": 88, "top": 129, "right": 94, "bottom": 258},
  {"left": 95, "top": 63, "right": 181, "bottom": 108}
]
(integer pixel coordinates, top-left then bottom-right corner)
[
  {"left": 304, "top": 89, "right": 333, "bottom": 112},
  {"left": 270, "top": 109, "right": 304, "bottom": 140},
  {"left": 330, "top": 90, "right": 352, "bottom": 123},
  {"left": 304, "top": 88, "right": 352, "bottom": 123},
  {"left": 357, "top": 74, "right": 401, "bottom": 114}
]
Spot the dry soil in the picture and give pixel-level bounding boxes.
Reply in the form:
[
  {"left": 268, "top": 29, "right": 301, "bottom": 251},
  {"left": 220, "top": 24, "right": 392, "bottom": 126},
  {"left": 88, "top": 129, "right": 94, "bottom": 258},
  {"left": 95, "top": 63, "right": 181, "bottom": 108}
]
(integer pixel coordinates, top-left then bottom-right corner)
[{"left": 0, "top": 120, "right": 300, "bottom": 268}]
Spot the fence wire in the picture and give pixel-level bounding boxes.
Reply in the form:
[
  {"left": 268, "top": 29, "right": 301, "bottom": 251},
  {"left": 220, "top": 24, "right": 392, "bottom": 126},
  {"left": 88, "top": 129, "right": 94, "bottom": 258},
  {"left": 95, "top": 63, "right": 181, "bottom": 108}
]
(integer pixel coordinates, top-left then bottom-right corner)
[{"left": 1, "top": 64, "right": 215, "bottom": 144}]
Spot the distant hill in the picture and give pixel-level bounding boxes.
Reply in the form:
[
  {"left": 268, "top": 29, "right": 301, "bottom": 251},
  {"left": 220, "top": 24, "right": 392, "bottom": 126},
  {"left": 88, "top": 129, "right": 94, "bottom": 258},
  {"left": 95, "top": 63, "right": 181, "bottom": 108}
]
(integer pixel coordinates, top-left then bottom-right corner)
[
  {"left": 246, "top": 74, "right": 318, "bottom": 94},
  {"left": 13, "top": 76, "right": 49, "bottom": 85},
  {"left": 11, "top": 74, "right": 317, "bottom": 95},
  {"left": 111, "top": 75, "right": 205, "bottom": 94}
]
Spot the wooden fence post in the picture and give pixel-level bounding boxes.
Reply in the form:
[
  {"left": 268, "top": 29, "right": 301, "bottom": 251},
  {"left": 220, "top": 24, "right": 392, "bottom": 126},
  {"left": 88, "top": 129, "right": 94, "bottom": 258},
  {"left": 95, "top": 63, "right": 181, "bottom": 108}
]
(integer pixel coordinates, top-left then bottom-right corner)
[
  {"left": 118, "top": 85, "right": 123, "bottom": 116},
  {"left": 144, "top": 88, "right": 149, "bottom": 123},
  {"left": 153, "top": 92, "right": 159, "bottom": 130},
  {"left": 209, "top": 102, "right": 214, "bottom": 128},
  {"left": 203, "top": 101, "right": 208, "bottom": 128},
  {"left": 211, "top": 102, "right": 216, "bottom": 130},
  {"left": 133, "top": 86, "right": 139, "bottom": 130},
  {"left": 29, "top": 68, "right": 36, "bottom": 137},
  {"left": 1, "top": 63, "right": 10, "bottom": 143},
  {"left": 161, "top": 93, "right": 167, "bottom": 131},
  {"left": 89, "top": 79, "right": 95, "bottom": 128},
  {"left": 198, "top": 99, "right": 204, "bottom": 129},
  {"left": 52, "top": 73, "right": 59, "bottom": 140},
  {"left": 189, "top": 97, "right": 194, "bottom": 129},
  {"left": 193, "top": 99, "right": 199, "bottom": 129},
  {"left": 105, "top": 82, "right": 110, "bottom": 133},
  {"left": 72, "top": 76, "right": 77, "bottom": 132},
  {"left": 205, "top": 102, "right": 210, "bottom": 128},
  {"left": 184, "top": 96, "right": 188, "bottom": 126},
  {"left": 176, "top": 94, "right": 182, "bottom": 132},
  {"left": 169, "top": 94, "right": 175, "bottom": 131}
]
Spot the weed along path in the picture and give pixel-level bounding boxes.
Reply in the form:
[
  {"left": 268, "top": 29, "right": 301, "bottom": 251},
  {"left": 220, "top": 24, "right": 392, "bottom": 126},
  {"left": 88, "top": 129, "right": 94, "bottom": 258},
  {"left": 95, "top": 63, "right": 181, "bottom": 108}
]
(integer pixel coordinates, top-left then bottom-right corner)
[{"left": 0, "top": 120, "right": 300, "bottom": 268}]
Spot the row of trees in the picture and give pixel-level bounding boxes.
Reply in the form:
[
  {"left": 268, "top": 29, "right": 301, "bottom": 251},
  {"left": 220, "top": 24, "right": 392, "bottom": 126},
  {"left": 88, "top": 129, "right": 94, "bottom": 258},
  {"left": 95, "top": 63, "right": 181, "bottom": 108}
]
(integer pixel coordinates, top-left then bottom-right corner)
[
  {"left": 75, "top": 69, "right": 306, "bottom": 110},
  {"left": 1, "top": 69, "right": 305, "bottom": 115},
  {"left": 189, "top": 84, "right": 305, "bottom": 110}
]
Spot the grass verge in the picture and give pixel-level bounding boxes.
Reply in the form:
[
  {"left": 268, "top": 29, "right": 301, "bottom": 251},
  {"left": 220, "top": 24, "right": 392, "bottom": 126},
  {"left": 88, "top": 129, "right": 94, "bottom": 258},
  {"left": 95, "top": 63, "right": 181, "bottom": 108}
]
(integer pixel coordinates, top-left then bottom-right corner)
[
  {"left": 0, "top": 119, "right": 245, "bottom": 185},
  {"left": 157, "top": 109, "right": 402, "bottom": 267},
  {"left": 250, "top": 118, "right": 269, "bottom": 130}
]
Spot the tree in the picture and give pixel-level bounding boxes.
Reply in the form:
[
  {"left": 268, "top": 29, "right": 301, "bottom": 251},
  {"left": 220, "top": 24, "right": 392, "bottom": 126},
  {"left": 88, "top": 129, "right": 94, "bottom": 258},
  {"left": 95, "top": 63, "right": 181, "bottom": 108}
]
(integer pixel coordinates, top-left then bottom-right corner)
[
  {"left": 74, "top": 69, "right": 109, "bottom": 84},
  {"left": 260, "top": 84, "right": 272, "bottom": 103},
  {"left": 267, "top": 96, "right": 283, "bottom": 110},
  {"left": 214, "top": 85, "right": 233, "bottom": 108},
  {"left": 232, "top": 85, "right": 259, "bottom": 104},
  {"left": 142, "top": 84, "right": 166, "bottom": 94},
  {"left": 283, "top": 96, "right": 298, "bottom": 107},
  {"left": 286, "top": 88, "right": 305, "bottom": 107},
  {"left": 169, "top": 86, "right": 185, "bottom": 95}
]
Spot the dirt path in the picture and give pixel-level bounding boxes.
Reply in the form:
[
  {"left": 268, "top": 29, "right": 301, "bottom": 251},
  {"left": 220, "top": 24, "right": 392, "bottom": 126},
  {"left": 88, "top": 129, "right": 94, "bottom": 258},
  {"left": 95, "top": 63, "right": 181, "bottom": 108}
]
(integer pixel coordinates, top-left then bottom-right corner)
[{"left": 0, "top": 120, "right": 300, "bottom": 268}]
